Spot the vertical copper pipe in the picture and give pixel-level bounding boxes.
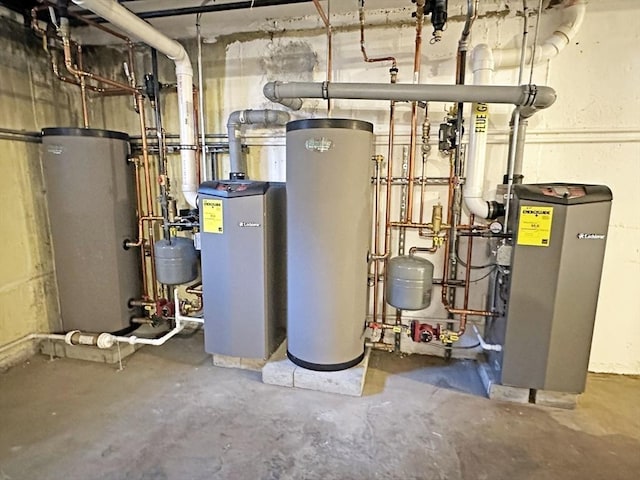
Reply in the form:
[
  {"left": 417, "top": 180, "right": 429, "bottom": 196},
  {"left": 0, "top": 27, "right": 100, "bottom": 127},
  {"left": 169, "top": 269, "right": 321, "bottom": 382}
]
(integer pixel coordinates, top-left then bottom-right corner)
[
  {"left": 136, "top": 94, "right": 158, "bottom": 301},
  {"left": 372, "top": 157, "right": 381, "bottom": 323},
  {"left": 133, "top": 160, "right": 148, "bottom": 298},
  {"left": 406, "top": 0, "right": 426, "bottom": 223},
  {"left": 76, "top": 45, "right": 90, "bottom": 128}
]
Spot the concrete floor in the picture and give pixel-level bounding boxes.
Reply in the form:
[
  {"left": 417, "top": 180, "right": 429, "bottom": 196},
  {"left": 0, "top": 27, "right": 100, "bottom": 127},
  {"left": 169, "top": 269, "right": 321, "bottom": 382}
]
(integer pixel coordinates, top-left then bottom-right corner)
[{"left": 1, "top": 332, "right": 639, "bottom": 480}]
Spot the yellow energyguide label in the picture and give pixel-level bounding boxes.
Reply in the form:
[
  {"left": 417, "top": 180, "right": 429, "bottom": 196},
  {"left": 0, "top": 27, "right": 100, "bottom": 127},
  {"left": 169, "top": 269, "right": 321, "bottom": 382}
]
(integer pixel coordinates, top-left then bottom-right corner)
[
  {"left": 517, "top": 206, "right": 553, "bottom": 247},
  {"left": 203, "top": 199, "right": 224, "bottom": 234}
]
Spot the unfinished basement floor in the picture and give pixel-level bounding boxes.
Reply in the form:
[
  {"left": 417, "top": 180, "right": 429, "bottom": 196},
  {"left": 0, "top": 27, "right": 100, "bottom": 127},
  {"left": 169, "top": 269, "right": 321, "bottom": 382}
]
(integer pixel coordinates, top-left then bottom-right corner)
[{"left": 1, "top": 332, "right": 639, "bottom": 480}]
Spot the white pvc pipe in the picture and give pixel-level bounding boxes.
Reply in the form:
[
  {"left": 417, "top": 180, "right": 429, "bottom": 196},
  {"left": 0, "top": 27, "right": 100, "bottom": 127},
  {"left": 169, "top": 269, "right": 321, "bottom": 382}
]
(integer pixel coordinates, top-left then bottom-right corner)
[
  {"left": 472, "top": 325, "right": 502, "bottom": 352},
  {"left": 463, "top": 1, "right": 586, "bottom": 218},
  {"left": 72, "top": 0, "right": 198, "bottom": 208},
  {"left": 464, "top": 44, "right": 494, "bottom": 219},
  {"left": 493, "top": 1, "right": 586, "bottom": 68}
]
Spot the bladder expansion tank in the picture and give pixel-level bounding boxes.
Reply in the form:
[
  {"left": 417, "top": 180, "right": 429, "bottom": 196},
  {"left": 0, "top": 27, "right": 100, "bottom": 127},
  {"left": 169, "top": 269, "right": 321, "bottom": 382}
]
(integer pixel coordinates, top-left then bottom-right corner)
[
  {"left": 286, "top": 118, "right": 373, "bottom": 371},
  {"left": 42, "top": 128, "right": 141, "bottom": 333}
]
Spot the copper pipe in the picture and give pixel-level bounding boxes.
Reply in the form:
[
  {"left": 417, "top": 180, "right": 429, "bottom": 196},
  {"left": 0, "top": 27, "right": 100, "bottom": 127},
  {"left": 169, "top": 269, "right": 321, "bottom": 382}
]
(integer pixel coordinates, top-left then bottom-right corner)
[
  {"left": 136, "top": 95, "right": 159, "bottom": 301},
  {"left": 133, "top": 160, "right": 148, "bottom": 297},
  {"left": 358, "top": 6, "right": 397, "bottom": 68},
  {"left": 372, "top": 155, "right": 383, "bottom": 323},
  {"left": 126, "top": 216, "right": 163, "bottom": 249},
  {"left": 76, "top": 45, "right": 90, "bottom": 128},
  {"left": 409, "top": 245, "right": 438, "bottom": 255},
  {"left": 406, "top": 0, "right": 426, "bottom": 223},
  {"left": 62, "top": 37, "right": 137, "bottom": 94}
]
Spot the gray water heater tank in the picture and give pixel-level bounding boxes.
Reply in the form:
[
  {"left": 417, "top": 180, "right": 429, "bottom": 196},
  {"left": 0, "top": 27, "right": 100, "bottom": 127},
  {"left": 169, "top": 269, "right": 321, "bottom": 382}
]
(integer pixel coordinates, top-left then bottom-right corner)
[
  {"left": 286, "top": 118, "right": 373, "bottom": 371},
  {"left": 154, "top": 237, "right": 198, "bottom": 285},
  {"left": 386, "top": 255, "right": 434, "bottom": 310},
  {"left": 41, "top": 128, "right": 141, "bottom": 333}
]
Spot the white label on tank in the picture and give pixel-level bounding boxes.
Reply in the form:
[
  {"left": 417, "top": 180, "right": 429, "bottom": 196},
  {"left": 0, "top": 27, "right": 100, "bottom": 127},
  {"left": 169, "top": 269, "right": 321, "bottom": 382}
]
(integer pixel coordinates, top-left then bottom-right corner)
[
  {"left": 47, "top": 145, "right": 64, "bottom": 155},
  {"left": 238, "top": 222, "right": 261, "bottom": 227},
  {"left": 305, "top": 137, "right": 333, "bottom": 153}
]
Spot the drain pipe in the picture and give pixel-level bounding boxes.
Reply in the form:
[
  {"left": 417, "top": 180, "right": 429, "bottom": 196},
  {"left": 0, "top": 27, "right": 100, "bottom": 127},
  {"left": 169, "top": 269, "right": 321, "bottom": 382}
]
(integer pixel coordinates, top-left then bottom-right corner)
[
  {"left": 72, "top": 0, "right": 198, "bottom": 208},
  {"left": 226, "top": 109, "right": 290, "bottom": 179},
  {"left": 264, "top": 82, "right": 556, "bottom": 109}
]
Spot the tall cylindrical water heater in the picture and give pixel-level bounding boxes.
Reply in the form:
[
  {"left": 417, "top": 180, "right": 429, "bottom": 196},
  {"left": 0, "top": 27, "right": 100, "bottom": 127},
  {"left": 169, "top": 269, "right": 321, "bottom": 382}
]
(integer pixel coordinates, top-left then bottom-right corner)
[
  {"left": 41, "top": 128, "right": 141, "bottom": 333},
  {"left": 286, "top": 119, "right": 373, "bottom": 371}
]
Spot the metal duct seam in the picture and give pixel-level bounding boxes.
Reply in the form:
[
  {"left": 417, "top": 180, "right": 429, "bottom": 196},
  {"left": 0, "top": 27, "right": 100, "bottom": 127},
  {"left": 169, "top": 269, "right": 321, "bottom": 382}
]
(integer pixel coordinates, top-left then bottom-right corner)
[{"left": 71, "top": 0, "right": 199, "bottom": 208}]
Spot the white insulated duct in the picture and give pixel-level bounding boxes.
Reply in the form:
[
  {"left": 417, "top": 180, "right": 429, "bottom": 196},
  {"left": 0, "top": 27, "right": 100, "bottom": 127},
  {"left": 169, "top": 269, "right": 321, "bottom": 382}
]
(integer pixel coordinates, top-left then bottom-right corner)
[
  {"left": 72, "top": 0, "right": 199, "bottom": 208},
  {"left": 463, "top": 0, "right": 586, "bottom": 219}
]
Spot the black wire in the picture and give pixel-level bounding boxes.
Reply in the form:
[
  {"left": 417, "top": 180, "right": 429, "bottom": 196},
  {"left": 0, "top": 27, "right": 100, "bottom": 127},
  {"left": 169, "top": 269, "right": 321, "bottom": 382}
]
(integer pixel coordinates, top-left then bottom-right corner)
[
  {"left": 456, "top": 254, "right": 495, "bottom": 270},
  {"left": 468, "top": 266, "right": 497, "bottom": 283}
]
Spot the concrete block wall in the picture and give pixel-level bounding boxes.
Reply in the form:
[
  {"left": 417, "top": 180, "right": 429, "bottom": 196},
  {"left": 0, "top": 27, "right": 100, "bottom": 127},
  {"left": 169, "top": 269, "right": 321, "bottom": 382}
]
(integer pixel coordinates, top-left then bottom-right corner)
[{"left": 1, "top": 1, "right": 638, "bottom": 375}]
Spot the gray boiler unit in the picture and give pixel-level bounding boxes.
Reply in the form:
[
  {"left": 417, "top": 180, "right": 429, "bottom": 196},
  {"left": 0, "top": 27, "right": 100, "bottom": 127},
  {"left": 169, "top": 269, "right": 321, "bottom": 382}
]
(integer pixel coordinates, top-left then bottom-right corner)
[
  {"left": 286, "top": 118, "right": 374, "bottom": 371},
  {"left": 487, "top": 183, "right": 612, "bottom": 394},
  {"left": 41, "top": 128, "right": 141, "bottom": 333},
  {"left": 199, "top": 181, "right": 286, "bottom": 360}
]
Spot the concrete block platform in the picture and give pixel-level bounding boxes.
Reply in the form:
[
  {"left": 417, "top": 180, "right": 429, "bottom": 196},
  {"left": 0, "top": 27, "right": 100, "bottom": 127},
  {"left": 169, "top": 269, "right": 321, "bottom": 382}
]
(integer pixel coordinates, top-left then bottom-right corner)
[
  {"left": 40, "top": 340, "right": 139, "bottom": 365},
  {"left": 211, "top": 353, "right": 266, "bottom": 372},
  {"left": 262, "top": 341, "right": 371, "bottom": 397},
  {"left": 476, "top": 358, "right": 579, "bottom": 409}
]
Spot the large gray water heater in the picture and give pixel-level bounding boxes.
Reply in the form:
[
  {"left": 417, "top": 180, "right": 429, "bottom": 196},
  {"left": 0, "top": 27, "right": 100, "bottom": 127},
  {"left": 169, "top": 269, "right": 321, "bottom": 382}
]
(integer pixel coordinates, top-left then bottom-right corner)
[
  {"left": 41, "top": 128, "right": 141, "bottom": 333},
  {"left": 286, "top": 118, "right": 373, "bottom": 371}
]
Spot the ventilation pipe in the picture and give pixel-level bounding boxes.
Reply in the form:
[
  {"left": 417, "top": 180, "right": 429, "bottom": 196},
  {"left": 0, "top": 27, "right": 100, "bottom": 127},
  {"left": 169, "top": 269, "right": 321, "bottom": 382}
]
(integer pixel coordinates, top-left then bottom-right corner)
[
  {"left": 71, "top": 0, "right": 198, "bottom": 208},
  {"left": 463, "top": 0, "right": 586, "bottom": 219},
  {"left": 492, "top": 0, "right": 586, "bottom": 68},
  {"left": 263, "top": 81, "right": 556, "bottom": 109},
  {"left": 226, "top": 109, "right": 290, "bottom": 179}
]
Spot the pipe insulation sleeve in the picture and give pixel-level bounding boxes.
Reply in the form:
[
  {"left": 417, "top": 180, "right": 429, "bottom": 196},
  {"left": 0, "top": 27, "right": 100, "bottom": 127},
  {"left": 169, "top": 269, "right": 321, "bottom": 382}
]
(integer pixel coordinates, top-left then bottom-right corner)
[
  {"left": 492, "top": 1, "right": 586, "bottom": 67},
  {"left": 264, "top": 81, "right": 556, "bottom": 109},
  {"left": 227, "top": 109, "right": 290, "bottom": 176},
  {"left": 72, "top": 0, "right": 198, "bottom": 208}
]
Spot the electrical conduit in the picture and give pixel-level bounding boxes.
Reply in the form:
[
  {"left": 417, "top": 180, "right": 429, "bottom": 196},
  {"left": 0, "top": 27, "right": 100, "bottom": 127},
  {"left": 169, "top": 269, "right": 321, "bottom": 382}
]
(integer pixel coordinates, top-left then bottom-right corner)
[{"left": 72, "top": 0, "right": 199, "bottom": 208}]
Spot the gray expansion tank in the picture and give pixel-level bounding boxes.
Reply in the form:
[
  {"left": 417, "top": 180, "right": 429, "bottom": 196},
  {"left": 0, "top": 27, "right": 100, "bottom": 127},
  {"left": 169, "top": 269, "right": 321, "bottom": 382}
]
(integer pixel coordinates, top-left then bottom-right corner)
[
  {"left": 41, "top": 128, "right": 141, "bottom": 333},
  {"left": 286, "top": 118, "right": 373, "bottom": 371}
]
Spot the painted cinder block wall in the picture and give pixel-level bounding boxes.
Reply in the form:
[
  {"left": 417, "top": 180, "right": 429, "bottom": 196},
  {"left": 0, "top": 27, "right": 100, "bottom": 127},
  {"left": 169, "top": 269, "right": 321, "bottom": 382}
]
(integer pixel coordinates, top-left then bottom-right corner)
[{"left": 1, "top": 2, "right": 638, "bottom": 374}]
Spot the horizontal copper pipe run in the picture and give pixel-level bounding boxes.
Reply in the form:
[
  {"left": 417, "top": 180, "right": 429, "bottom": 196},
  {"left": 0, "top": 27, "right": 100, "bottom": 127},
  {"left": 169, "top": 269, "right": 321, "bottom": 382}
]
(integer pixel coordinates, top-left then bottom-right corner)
[{"left": 62, "top": 38, "right": 138, "bottom": 94}]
